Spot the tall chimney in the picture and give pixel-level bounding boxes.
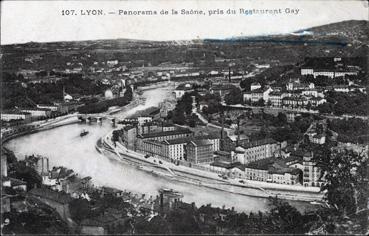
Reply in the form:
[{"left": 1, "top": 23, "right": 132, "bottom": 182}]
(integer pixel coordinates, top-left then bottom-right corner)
[
  {"left": 41, "top": 157, "right": 44, "bottom": 175},
  {"left": 228, "top": 66, "right": 231, "bottom": 83}
]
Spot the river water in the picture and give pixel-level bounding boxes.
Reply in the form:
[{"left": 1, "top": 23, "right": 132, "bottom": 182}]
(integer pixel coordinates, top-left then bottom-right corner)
[{"left": 5, "top": 84, "right": 313, "bottom": 213}]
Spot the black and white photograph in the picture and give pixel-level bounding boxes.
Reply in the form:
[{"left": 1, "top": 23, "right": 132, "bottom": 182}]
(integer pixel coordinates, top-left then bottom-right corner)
[{"left": 1, "top": 0, "right": 368, "bottom": 235}]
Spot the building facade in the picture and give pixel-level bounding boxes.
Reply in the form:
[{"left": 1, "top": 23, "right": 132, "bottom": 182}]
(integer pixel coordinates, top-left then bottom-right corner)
[
  {"left": 237, "top": 138, "right": 280, "bottom": 164},
  {"left": 186, "top": 140, "right": 213, "bottom": 164}
]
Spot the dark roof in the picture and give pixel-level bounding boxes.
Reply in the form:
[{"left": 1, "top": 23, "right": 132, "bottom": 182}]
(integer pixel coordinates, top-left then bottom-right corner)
[
  {"left": 2, "top": 110, "right": 31, "bottom": 115},
  {"left": 240, "top": 138, "right": 278, "bottom": 149},
  {"left": 123, "top": 125, "right": 136, "bottom": 131},
  {"left": 245, "top": 158, "right": 300, "bottom": 175},
  {"left": 196, "top": 134, "right": 220, "bottom": 140},
  {"left": 210, "top": 161, "right": 241, "bottom": 169},
  {"left": 162, "top": 137, "right": 191, "bottom": 145},
  {"left": 245, "top": 158, "right": 276, "bottom": 170},
  {"left": 188, "top": 139, "right": 212, "bottom": 147},
  {"left": 20, "top": 107, "right": 51, "bottom": 111},
  {"left": 283, "top": 155, "right": 303, "bottom": 164},
  {"left": 175, "top": 84, "right": 193, "bottom": 91},
  {"left": 139, "top": 129, "right": 192, "bottom": 139}
]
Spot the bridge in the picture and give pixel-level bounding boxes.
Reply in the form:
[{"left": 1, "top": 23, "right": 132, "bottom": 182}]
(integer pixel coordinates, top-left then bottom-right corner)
[{"left": 77, "top": 114, "right": 117, "bottom": 124}]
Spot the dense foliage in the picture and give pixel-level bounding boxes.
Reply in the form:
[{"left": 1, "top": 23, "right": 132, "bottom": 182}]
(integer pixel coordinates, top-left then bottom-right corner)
[
  {"left": 317, "top": 91, "right": 368, "bottom": 116},
  {"left": 2, "top": 72, "right": 108, "bottom": 109},
  {"left": 77, "top": 86, "right": 133, "bottom": 114},
  {"left": 328, "top": 118, "right": 369, "bottom": 144}
]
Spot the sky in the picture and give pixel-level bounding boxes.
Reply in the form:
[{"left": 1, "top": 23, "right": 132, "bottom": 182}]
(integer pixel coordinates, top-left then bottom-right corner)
[{"left": 1, "top": 0, "right": 368, "bottom": 45}]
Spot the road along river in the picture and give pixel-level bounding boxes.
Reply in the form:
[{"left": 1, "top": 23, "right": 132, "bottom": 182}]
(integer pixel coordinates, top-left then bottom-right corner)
[{"left": 5, "top": 84, "right": 316, "bottom": 213}]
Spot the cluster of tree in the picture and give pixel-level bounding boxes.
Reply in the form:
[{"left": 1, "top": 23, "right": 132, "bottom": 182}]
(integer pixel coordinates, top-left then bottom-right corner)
[
  {"left": 167, "top": 92, "right": 200, "bottom": 126},
  {"left": 2, "top": 73, "right": 109, "bottom": 109},
  {"left": 312, "top": 145, "right": 369, "bottom": 234},
  {"left": 317, "top": 91, "right": 368, "bottom": 116},
  {"left": 224, "top": 87, "right": 243, "bottom": 105},
  {"left": 272, "top": 115, "right": 313, "bottom": 143},
  {"left": 328, "top": 118, "right": 369, "bottom": 144},
  {"left": 78, "top": 86, "right": 133, "bottom": 114},
  {"left": 201, "top": 93, "right": 222, "bottom": 115},
  {"left": 2, "top": 211, "right": 70, "bottom": 234}
]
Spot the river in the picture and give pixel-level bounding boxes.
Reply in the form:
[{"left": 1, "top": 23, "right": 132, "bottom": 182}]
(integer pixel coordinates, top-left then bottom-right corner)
[{"left": 5, "top": 83, "right": 314, "bottom": 213}]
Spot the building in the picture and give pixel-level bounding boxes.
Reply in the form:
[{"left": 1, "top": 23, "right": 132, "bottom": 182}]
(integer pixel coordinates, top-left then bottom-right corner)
[
  {"left": 186, "top": 140, "right": 213, "bottom": 164},
  {"left": 236, "top": 138, "right": 280, "bottom": 164},
  {"left": 301, "top": 68, "right": 358, "bottom": 78},
  {"left": 138, "top": 139, "right": 163, "bottom": 157},
  {"left": 37, "top": 104, "right": 59, "bottom": 112},
  {"left": 1, "top": 155, "right": 7, "bottom": 177},
  {"left": 174, "top": 83, "right": 194, "bottom": 99},
  {"left": 209, "top": 161, "right": 241, "bottom": 174},
  {"left": 222, "top": 135, "right": 250, "bottom": 152},
  {"left": 309, "top": 97, "right": 326, "bottom": 107},
  {"left": 162, "top": 138, "right": 190, "bottom": 160},
  {"left": 244, "top": 158, "right": 300, "bottom": 185},
  {"left": 286, "top": 81, "right": 315, "bottom": 91},
  {"left": 20, "top": 107, "right": 52, "bottom": 118},
  {"left": 250, "top": 87, "right": 273, "bottom": 103},
  {"left": 243, "top": 91, "right": 252, "bottom": 103},
  {"left": 137, "top": 128, "right": 193, "bottom": 143},
  {"left": 282, "top": 96, "right": 309, "bottom": 108},
  {"left": 268, "top": 92, "right": 285, "bottom": 107},
  {"left": 137, "top": 116, "right": 153, "bottom": 125},
  {"left": 250, "top": 82, "right": 261, "bottom": 91},
  {"left": 1, "top": 111, "right": 31, "bottom": 122},
  {"left": 210, "top": 84, "right": 237, "bottom": 99},
  {"left": 198, "top": 134, "right": 220, "bottom": 152},
  {"left": 158, "top": 188, "right": 183, "bottom": 213},
  {"left": 303, "top": 152, "right": 325, "bottom": 187},
  {"left": 122, "top": 126, "right": 137, "bottom": 150},
  {"left": 305, "top": 120, "right": 327, "bottom": 145}
]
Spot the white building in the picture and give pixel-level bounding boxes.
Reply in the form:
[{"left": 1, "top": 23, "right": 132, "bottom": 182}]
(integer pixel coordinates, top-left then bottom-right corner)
[
  {"left": 20, "top": 108, "right": 52, "bottom": 118},
  {"left": 250, "top": 82, "right": 261, "bottom": 91},
  {"left": 174, "top": 84, "right": 194, "bottom": 99},
  {"left": 1, "top": 111, "right": 31, "bottom": 121},
  {"left": 303, "top": 152, "right": 325, "bottom": 187}
]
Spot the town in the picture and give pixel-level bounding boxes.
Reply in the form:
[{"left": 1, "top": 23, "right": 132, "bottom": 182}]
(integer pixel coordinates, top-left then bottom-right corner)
[{"left": 1, "top": 19, "right": 368, "bottom": 235}]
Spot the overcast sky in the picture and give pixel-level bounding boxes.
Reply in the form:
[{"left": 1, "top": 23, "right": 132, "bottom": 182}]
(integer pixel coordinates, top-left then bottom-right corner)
[{"left": 1, "top": 0, "right": 368, "bottom": 45}]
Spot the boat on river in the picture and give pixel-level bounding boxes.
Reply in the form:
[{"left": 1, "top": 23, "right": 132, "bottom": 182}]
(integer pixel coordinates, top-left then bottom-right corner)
[{"left": 80, "top": 129, "right": 89, "bottom": 137}]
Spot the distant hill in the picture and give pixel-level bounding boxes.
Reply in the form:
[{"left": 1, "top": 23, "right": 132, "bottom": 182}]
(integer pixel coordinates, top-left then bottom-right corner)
[{"left": 297, "top": 20, "right": 369, "bottom": 45}]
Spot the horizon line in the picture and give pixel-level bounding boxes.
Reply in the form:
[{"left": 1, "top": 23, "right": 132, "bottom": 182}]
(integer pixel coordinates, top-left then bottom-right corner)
[{"left": 2, "top": 19, "right": 368, "bottom": 46}]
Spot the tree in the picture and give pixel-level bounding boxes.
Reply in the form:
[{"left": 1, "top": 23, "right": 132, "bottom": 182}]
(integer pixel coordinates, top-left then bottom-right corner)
[
  {"left": 268, "top": 197, "right": 304, "bottom": 234},
  {"left": 112, "top": 130, "right": 121, "bottom": 143},
  {"left": 317, "top": 103, "right": 333, "bottom": 114},
  {"left": 256, "top": 98, "right": 265, "bottom": 107},
  {"left": 69, "top": 198, "right": 91, "bottom": 222},
  {"left": 306, "top": 102, "right": 312, "bottom": 111},
  {"left": 224, "top": 87, "right": 243, "bottom": 105},
  {"left": 314, "top": 147, "right": 368, "bottom": 217}
]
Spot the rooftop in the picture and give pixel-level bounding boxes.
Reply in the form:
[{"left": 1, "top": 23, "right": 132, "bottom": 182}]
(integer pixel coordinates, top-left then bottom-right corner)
[
  {"left": 175, "top": 83, "right": 193, "bottom": 91},
  {"left": 210, "top": 161, "right": 241, "bottom": 169},
  {"left": 138, "top": 128, "right": 193, "bottom": 139},
  {"left": 240, "top": 138, "right": 278, "bottom": 149},
  {"left": 188, "top": 139, "right": 213, "bottom": 147}
]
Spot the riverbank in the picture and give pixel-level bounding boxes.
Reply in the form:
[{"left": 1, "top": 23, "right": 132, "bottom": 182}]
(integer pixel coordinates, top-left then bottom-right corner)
[
  {"left": 100, "top": 130, "right": 324, "bottom": 202},
  {"left": 1, "top": 114, "right": 80, "bottom": 144}
]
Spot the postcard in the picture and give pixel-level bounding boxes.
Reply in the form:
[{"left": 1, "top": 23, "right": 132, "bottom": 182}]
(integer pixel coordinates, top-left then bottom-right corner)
[{"left": 1, "top": 0, "right": 368, "bottom": 235}]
